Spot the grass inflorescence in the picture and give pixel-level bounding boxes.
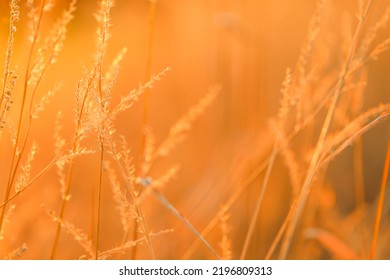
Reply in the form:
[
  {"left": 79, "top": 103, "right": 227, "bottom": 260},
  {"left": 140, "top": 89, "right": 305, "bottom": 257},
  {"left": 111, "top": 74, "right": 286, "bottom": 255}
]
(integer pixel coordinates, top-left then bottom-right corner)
[{"left": 0, "top": 0, "right": 389, "bottom": 260}]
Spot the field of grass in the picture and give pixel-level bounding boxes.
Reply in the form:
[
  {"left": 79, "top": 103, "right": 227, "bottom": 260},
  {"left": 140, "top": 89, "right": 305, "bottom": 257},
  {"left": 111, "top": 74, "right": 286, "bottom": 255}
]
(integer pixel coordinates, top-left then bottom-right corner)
[{"left": 0, "top": 0, "right": 389, "bottom": 260}]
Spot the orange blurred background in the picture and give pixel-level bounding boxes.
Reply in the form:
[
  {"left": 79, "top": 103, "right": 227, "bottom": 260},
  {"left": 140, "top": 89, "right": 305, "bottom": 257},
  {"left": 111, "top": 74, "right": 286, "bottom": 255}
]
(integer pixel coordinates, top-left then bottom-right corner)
[{"left": 0, "top": 0, "right": 389, "bottom": 260}]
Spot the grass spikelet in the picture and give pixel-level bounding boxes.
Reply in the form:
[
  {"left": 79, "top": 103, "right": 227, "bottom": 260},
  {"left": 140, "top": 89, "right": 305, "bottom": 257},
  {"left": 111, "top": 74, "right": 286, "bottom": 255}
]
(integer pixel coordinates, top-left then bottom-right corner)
[
  {"left": 106, "top": 160, "right": 134, "bottom": 236},
  {"left": 140, "top": 126, "right": 156, "bottom": 176},
  {"left": 14, "top": 143, "right": 37, "bottom": 193},
  {"left": 94, "top": 0, "right": 113, "bottom": 65},
  {"left": 111, "top": 67, "right": 171, "bottom": 119},
  {"left": 103, "top": 48, "right": 127, "bottom": 93},
  {"left": 0, "top": 146, "right": 93, "bottom": 211},
  {"left": 219, "top": 210, "right": 233, "bottom": 260},
  {"left": 349, "top": 7, "right": 390, "bottom": 71},
  {"left": 93, "top": 0, "right": 114, "bottom": 259},
  {"left": 319, "top": 104, "right": 390, "bottom": 166},
  {"left": 32, "top": 83, "right": 62, "bottom": 119},
  {"left": 0, "top": 204, "right": 16, "bottom": 241},
  {"left": 104, "top": 130, "right": 156, "bottom": 259},
  {"left": 0, "top": 74, "right": 17, "bottom": 135},
  {"left": 272, "top": 123, "right": 302, "bottom": 196},
  {"left": 28, "top": 0, "right": 77, "bottom": 92},
  {"left": 118, "top": 136, "right": 136, "bottom": 187},
  {"left": 43, "top": 0, "right": 56, "bottom": 12},
  {"left": 154, "top": 86, "right": 220, "bottom": 159},
  {"left": 357, "top": 0, "right": 364, "bottom": 21},
  {"left": 3, "top": 243, "right": 28, "bottom": 260},
  {"left": 49, "top": 0, "right": 112, "bottom": 260},
  {"left": 279, "top": 0, "right": 375, "bottom": 259},
  {"left": 291, "top": 0, "right": 325, "bottom": 126},
  {"left": 103, "top": 126, "right": 156, "bottom": 259},
  {"left": 296, "top": 0, "right": 325, "bottom": 80},
  {"left": 1, "top": 0, "right": 389, "bottom": 261},
  {"left": 368, "top": 35, "right": 390, "bottom": 61},
  {"left": 53, "top": 111, "right": 66, "bottom": 197},
  {"left": 0, "top": 0, "right": 19, "bottom": 133},
  {"left": 277, "top": 68, "right": 292, "bottom": 126},
  {"left": 44, "top": 205, "right": 96, "bottom": 259},
  {"left": 0, "top": 0, "right": 76, "bottom": 239},
  {"left": 358, "top": 7, "right": 390, "bottom": 60}
]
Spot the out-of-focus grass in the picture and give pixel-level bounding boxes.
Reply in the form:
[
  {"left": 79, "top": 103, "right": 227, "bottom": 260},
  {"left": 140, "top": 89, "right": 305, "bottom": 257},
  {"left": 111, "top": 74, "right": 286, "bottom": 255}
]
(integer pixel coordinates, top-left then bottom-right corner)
[{"left": 0, "top": 0, "right": 389, "bottom": 260}]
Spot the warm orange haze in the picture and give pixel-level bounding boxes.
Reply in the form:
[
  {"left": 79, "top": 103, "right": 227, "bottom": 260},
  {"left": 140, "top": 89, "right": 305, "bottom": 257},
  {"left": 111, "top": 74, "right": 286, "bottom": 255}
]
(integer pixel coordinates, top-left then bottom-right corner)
[{"left": 0, "top": 0, "right": 389, "bottom": 260}]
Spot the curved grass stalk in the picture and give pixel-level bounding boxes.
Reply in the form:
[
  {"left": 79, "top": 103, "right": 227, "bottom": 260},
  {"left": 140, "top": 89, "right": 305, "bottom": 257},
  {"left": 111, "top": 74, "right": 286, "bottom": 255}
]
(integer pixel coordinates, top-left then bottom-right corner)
[
  {"left": 144, "top": 184, "right": 221, "bottom": 259},
  {"left": 279, "top": 0, "right": 374, "bottom": 259},
  {"left": 0, "top": 0, "right": 46, "bottom": 235},
  {"left": 182, "top": 85, "right": 333, "bottom": 258},
  {"left": 183, "top": 55, "right": 385, "bottom": 259}
]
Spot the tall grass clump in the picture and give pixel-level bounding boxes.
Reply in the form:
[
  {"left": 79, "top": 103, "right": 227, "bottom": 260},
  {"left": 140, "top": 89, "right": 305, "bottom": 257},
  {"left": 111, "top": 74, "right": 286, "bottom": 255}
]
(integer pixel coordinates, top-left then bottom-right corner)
[{"left": 0, "top": 0, "right": 389, "bottom": 260}]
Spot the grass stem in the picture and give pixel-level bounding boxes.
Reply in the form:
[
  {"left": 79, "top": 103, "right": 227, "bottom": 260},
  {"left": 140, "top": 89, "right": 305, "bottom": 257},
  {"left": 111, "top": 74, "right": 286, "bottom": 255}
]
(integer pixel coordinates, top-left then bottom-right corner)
[{"left": 369, "top": 139, "right": 390, "bottom": 259}]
